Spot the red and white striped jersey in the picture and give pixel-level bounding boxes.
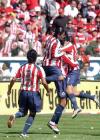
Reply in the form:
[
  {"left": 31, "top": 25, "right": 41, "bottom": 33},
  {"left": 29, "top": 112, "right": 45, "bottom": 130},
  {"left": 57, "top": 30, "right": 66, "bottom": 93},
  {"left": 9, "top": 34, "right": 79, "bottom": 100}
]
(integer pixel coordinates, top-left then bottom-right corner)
[
  {"left": 10, "top": 21, "right": 17, "bottom": 35},
  {"left": 61, "top": 41, "right": 79, "bottom": 71},
  {"left": 60, "top": 60, "right": 68, "bottom": 77},
  {"left": 2, "top": 34, "right": 16, "bottom": 56},
  {"left": 14, "top": 63, "right": 46, "bottom": 92},
  {"left": 43, "top": 35, "right": 64, "bottom": 67}
]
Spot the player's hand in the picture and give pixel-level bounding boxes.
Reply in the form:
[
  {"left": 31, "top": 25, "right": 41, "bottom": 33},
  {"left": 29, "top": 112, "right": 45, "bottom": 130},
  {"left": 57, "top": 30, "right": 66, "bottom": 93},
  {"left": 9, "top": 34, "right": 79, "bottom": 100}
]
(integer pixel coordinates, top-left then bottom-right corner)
[
  {"left": 7, "top": 90, "right": 11, "bottom": 96},
  {"left": 46, "top": 89, "right": 52, "bottom": 96}
]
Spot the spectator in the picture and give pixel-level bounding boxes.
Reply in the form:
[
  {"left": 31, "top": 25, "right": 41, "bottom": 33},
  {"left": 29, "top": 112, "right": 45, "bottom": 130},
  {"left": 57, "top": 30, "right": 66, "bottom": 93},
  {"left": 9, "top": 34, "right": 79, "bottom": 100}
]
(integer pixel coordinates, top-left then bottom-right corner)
[
  {"left": 81, "top": 3, "right": 88, "bottom": 18},
  {"left": 11, "top": 32, "right": 29, "bottom": 56},
  {"left": 64, "top": 0, "right": 78, "bottom": 18},
  {"left": 33, "top": 38, "right": 43, "bottom": 57},
  {"left": 86, "top": 37, "right": 100, "bottom": 56},
  {"left": 87, "top": 5, "right": 97, "bottom": 19},
  {"left": 25, "top": 22, "right": 35, "bottom": 49},
  {"left": 44, "top": 0, "right": 58, "bottom": 28},
  {"left": 78, "top": 47, "right": 90, "bottom": 63},
  {"left": 65, "top": 20, "right": 75, "bottom": 40},
  {"left": 52, "top": 8, "right": 70, "bottom": 31},
  {"left": 0, "top": 0, "right": 99, "bottom": 59},
  {"left": 72, "top": 13, "right": 85, "bottom": 29},
  {"left": 18, "top": 2, "right": 30, "bottom": 21},
  {"left": 0, "top": 0, "right": 10, "bottom": 8},
  {"left": 41, "top": 9, "right": 47, "bottom": 34},
  {"left": 1, "top": 22, "right": 16, "bottom": 56},
  {"left": 76, "top": 26, "right": 86, "bottom": 48},
  {"left": 95, "top": 15, "right": 100, "bottom": 30},
  {"left": 80, "top": 61, "right": 90, "bottom": 80},
  {"left": 0, "top": 62, "right": 11, "bottom": 81},
  {"left": 85, "top": 16, "right": 96, "bottom": 33}
]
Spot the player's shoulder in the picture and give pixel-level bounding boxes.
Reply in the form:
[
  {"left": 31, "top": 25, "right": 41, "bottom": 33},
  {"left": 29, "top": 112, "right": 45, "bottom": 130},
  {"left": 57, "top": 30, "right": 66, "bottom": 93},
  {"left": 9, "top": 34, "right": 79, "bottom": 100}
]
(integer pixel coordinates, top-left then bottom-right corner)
[
  {"left": 35, "top": 65, "right": 46, "bottom": 74},
  {"left": 20, "top": 62, "right": 28, "bottom": 69},
  {"left": 35, "top": 64, "right": 44, "bottom": 71}
]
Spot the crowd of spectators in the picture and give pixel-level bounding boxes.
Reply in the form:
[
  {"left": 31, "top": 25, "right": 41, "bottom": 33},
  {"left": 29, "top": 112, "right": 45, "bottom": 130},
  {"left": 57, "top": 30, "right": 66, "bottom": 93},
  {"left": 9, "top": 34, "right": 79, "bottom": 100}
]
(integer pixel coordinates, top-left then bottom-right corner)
[{"left": 0, "top": 0, "right": 99, "bottom": 60}]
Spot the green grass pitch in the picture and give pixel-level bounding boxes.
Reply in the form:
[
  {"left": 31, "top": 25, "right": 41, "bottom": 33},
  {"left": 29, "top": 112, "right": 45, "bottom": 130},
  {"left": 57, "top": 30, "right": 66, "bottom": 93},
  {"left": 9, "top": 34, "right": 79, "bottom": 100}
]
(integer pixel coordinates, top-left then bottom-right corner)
[{"left": 0, "top": 114, "right": 100, "bottom": 140}]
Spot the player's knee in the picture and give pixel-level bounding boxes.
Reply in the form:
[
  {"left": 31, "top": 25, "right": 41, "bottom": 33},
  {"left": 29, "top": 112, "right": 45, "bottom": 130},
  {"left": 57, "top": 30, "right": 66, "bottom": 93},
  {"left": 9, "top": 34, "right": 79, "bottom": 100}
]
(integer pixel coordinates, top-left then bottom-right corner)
[
  {"left": 58, "top": 75, "right": 64, "bottom": 80},
  {"left": 66, "top": 85, "right": 74, "bottom": 94},
  {"left": 60, "top": 98, "right": 67, "bottom": 107}
]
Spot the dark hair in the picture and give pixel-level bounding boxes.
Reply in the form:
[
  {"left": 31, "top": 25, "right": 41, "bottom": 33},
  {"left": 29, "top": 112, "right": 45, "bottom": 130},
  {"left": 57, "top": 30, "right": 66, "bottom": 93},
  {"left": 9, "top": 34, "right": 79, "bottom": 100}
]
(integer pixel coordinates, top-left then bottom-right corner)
[
  {"left": 46, "top": 26, "right": 55, "bottom": 35},
  {"left": 27, "top": 49, "right": 37, "bottom": 63},
  {"left": 54, "top": 27, "right": 65, "bottom": 38}
]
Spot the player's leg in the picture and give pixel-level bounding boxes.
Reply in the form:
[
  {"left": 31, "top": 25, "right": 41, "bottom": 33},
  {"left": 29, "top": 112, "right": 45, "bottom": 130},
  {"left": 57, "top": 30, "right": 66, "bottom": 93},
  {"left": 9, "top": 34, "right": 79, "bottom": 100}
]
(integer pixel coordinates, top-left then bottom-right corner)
[
  {"left": 66, "top": 70, "right": 81, "bottom": 118},
  {"left": 43, "top": 66, "right": 64, "bottom": 83},
  {"left": 74, "top": 87, "right": 100, "bottom": 106},
  {"left": 21, "top": 92, "right": 41, "bottom": 136},
  {"left": 52, "top": 66, "right": 65, "bottom": 96},
  {"left": 48, "top": 79, "right": 67, "bottom": 134},
  {"left": 48, "top": 98, "right": 67, "bottom": 134},
  {"left": 7, "top": 90, "right": 28, "bottom": 128}
]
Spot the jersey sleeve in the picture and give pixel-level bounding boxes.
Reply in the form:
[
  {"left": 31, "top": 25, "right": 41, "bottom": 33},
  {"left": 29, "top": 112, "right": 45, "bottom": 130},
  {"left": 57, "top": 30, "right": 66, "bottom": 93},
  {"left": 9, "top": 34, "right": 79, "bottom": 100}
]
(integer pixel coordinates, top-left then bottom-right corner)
[
  {"left": 38, "top": 66, "right": 46, "bottom": 79},
  {"left": 61, "top": 42, "right": 73, "bottom": 53},
  {"left": 14, "top": 67, "right": 21, "bottom": 79},
  {"left": 62, "top": 55, "right": 78, "bottom": 68},
  {"left": 51, "top": 41, "right": 64, "bottom": 58}
]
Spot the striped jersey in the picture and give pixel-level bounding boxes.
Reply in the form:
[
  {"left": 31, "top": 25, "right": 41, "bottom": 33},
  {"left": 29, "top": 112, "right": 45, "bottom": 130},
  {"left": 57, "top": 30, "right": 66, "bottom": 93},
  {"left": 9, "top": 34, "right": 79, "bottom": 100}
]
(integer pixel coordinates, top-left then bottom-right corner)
[
  {"left": 14, "top": 63, "right": 46, "bottom": 92},
  {"left": 61, "top": 41, "right": 79, "bottom": 71},
  {"left": 43, "top": 35, "right": 64, "bottom": 67}
]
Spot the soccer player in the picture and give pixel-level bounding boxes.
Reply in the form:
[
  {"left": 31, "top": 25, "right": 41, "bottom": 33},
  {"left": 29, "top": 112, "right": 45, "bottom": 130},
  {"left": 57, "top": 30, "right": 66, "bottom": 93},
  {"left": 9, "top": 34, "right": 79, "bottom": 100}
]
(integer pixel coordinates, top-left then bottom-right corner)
[
  {"left": 43, "top": 27, "right": 80, "bottom": 134},
  {"left": 42, "top": 27, "right": 67, "bottom": 134},
  {"left": 61, "top": 36, "right": 100, "bottom": 118},
  {"left": 7, "top": 49, "right": 51, "bottom": 137}
]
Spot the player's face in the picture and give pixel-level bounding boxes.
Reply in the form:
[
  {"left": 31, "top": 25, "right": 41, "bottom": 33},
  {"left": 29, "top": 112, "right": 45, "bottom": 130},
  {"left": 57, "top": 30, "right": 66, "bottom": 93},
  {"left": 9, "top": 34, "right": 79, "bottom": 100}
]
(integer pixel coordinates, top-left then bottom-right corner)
[
  {"left": 58, "top": 32, "right": 66, "bottom": 45},
  {"left": 60, "top": 32, "right": 66, "bottom": 40}
]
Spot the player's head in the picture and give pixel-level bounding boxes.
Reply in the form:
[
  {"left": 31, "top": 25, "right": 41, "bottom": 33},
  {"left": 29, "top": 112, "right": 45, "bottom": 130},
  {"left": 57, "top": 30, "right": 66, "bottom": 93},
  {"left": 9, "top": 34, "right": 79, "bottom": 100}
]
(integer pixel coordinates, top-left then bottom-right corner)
[
  {"left": 46, "top": 26, "right": 55, "bottom": 35},
  {"left": 54, "top": 27, "right": 66, "bottom": 45},
  {"left": 27, "top": 49, "right": 37, "bottom": 63}
]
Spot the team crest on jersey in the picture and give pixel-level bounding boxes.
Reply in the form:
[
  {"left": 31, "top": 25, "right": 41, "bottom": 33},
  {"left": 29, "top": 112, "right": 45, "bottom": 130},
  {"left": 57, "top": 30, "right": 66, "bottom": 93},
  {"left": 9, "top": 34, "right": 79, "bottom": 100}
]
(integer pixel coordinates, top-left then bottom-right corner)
[{"left": 61, "top": 92, "right": 66, "bottom": 97}]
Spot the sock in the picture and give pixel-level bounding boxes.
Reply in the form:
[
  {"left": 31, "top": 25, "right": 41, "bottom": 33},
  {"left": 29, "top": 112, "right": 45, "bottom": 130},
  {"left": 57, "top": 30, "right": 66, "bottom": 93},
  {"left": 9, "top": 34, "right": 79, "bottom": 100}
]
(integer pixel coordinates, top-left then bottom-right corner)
[
  {"left": 78, "top": 91, "right": 95, "bottom": 100},
  {"left": 51, "top": 105, "right": 64, "bottom": 124},
  {"left": 15, "top": 111, "right": 24, "bottom": 118},
  {"left": 22, "top": 116, "right": 35, "bottom": 135},
  {"left": 68, "top": 94, "right": 78, "bottom": 110}
]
